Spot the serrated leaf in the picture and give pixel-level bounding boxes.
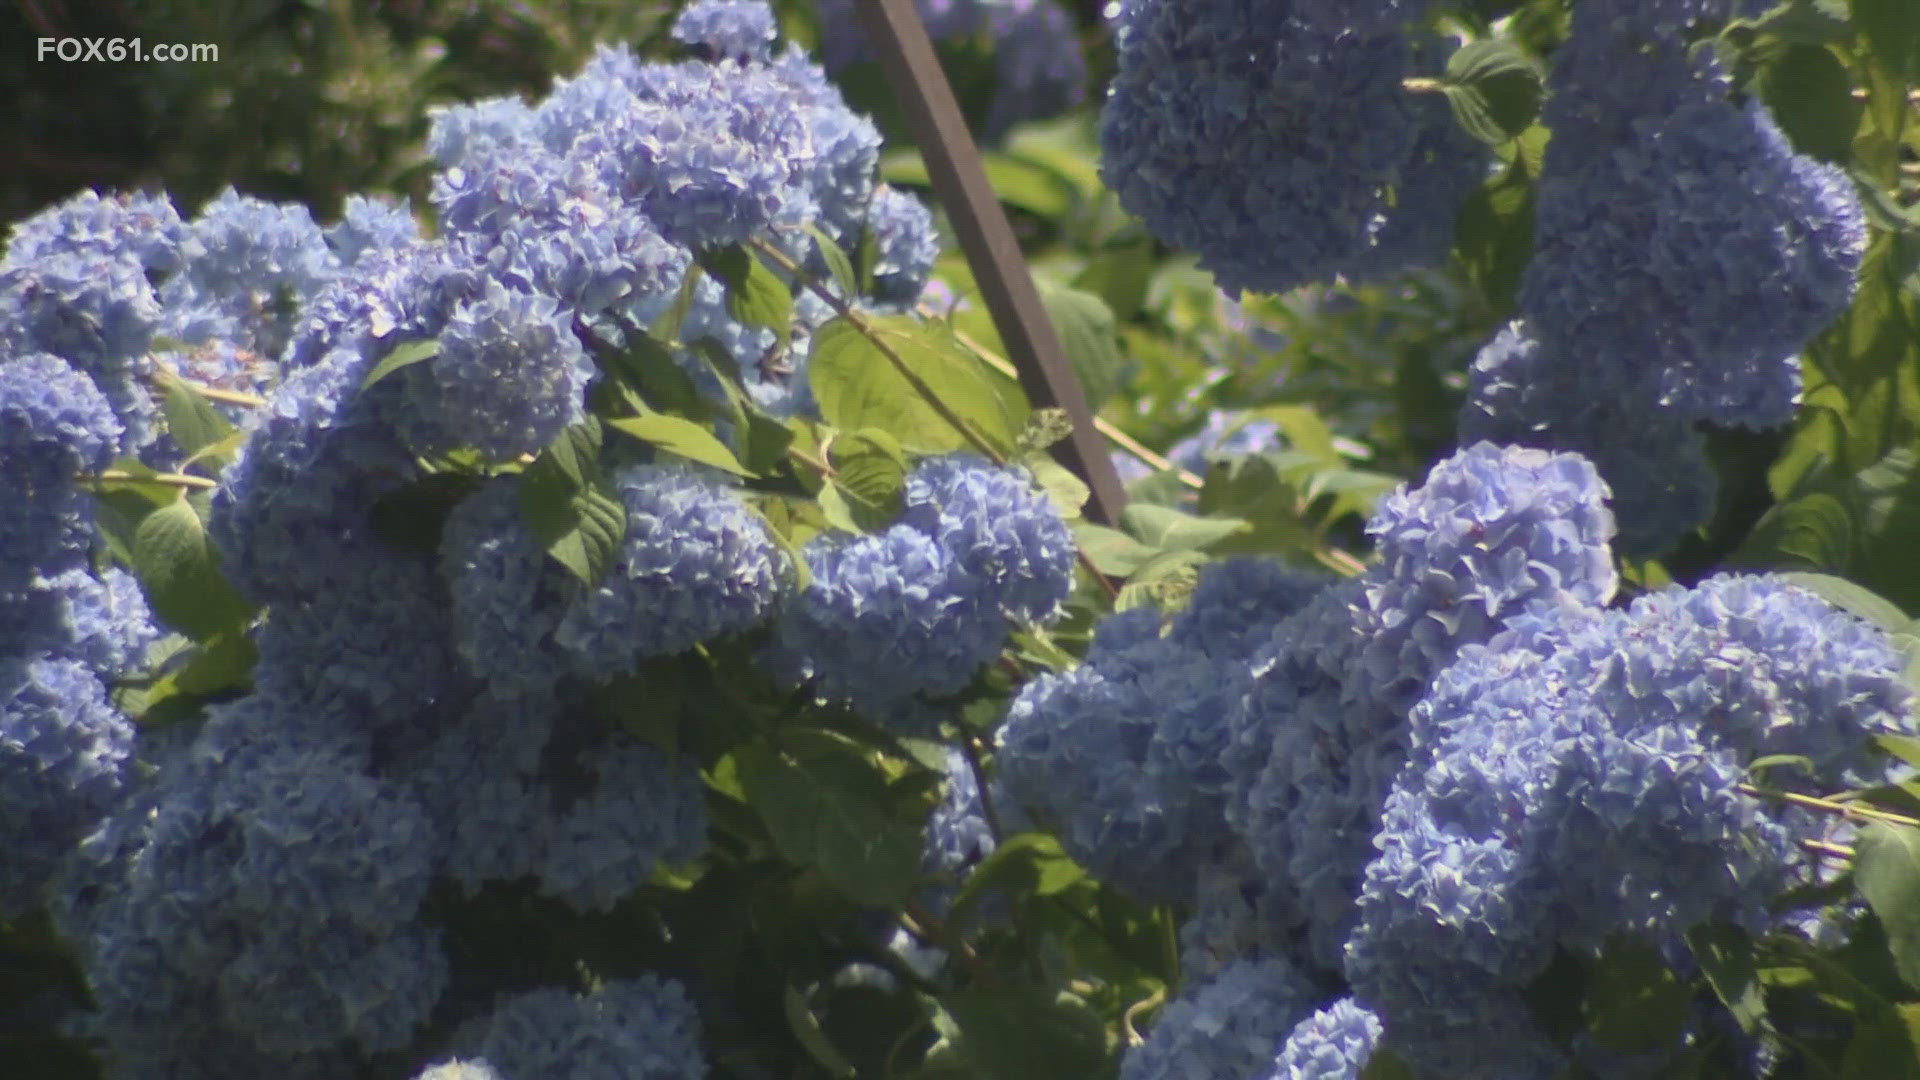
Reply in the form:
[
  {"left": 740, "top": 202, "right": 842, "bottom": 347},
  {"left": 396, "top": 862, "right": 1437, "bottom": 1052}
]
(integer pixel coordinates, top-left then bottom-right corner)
[
  {"left": 131, "top": 497, "right": 254, "bottom": 641},
  {"left": 608, "top": 413, "right": 753, "bottom": 476},
  {"left": 1854, "top": 822, "right": 1920, "bottom": 991},
  {"left": 829, "top": 429, "right": 907, "bottom": 531},
  {"left": 1443, "top": 40, "right": 1543, "bottom": 145},
  {"left": 519, "top": 419, "right": 627, "bottom": 585},
  {"left": 700, "top": 246, "right": 795, "bottom": 344},
  {"left": 810, "top": 314, "right": 1028, "bottom": 455},
  {"left": 360, "top": 338, "right": 439, "bottom": 389},
  {"left": 734, "top": 732, "right": 923, "bottom": 907},
  {"left": 1119, "top": 503, "right": 1252, "bottom": 551}
]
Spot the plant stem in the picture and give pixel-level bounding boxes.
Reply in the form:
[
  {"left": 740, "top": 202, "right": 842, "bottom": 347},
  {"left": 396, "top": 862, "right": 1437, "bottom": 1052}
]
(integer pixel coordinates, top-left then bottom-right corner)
[
  {"left": 1737, "top": 784, "right": 1920, "bottom": 829},
  {"left": 82, "top": 470, "right": 219, "bottom": 490},
  {"left": 749, "top": 237, "right": 1003, "bottom": 462}
]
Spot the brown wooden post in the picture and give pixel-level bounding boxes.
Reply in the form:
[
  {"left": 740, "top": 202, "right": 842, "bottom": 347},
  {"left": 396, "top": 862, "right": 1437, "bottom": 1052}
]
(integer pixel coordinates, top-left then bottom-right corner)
[{"left": 854, "top": 0, "right": 1128, "bottom": 526}]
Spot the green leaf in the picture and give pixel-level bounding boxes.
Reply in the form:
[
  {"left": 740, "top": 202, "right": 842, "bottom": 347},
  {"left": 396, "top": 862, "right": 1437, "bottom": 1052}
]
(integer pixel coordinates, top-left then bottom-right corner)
[
  {"left": 700, "top": 246, "right": 795, "bottom": 345},
  {"left": 360, "top": 338, "right": 440, "bottom": 389},
  {"left": 594, "top": 326, "right": 712, "bottom": 421},
  {"left": 1359, "top": 1048, "right": 1419, "bottom": 1080},
  {"left": 1442, "top": 40, "right": 1543, "bottom": 145},
  {"left": 607, "top": 413, "right": 753, "bottom": 476},
  {"left": 734, "top": 732, "right": 923, "bottom": 908},
  {"left": 947, "top": 832, "right": 1085, "bottom": 930},
  {"left": 1036, "top": 280, "right": 1128, "bottom": 412},
  {"left": 1760, "top": 42, "right": 1864, "bottom": 163},
  {"left": 1119, "top": 503, "right": 1252, "bottom": 552},
  {"left": 1072, "top": 522, "right": 1160, "bottom": 577},
  {"left": 1071, "top": 234, "right": 1157, "bottom": 323},
  {"left": 804, "top": 222, "right": 860, "bottom": 299},
  {"left": 828, "top": 429, "right": 908, "bottom": 531},
  {"left": 1876, "top": 733, "right": 1920, "bottom": 772},
  {"left": 1687, "top": 923, "right": 1769, "bottom": 1037},
  {"left": 1854, "top": 821, "right": 1920, "bottom": 991},
  {"left": 941, "top": 987, "right": 1113, "bottom": 1080},
  {"left": 131, "top": 497, "right": 254, "bottom": 641},
  {"left": 809, "top": 314, "right": 1028, "bottom": 455},
  {"left": 1779, "top": 572, "right": 1912, "bottom": 629},
  {"left": 1024, "top": 453, "right": 1091, "bottom": 521},
  {"left": 519, "top": 419, "right": 627, "bottom": 585},
  {"left": 159, "top": 379, "right": 237, "bottom": 463},
  {"left": 1583, "top": 937, "right": 1694, "bottom": 1053},
  {"left": 1453, "top": 126, "right": 1541, "bottom": 314},
  {"left": 1840, "top": 1004, "right": 1920, "bottom": 1078}
]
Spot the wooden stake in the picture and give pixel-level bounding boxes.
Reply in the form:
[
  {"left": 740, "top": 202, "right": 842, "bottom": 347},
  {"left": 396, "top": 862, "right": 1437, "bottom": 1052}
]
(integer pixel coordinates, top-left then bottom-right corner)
[{"left": 855, "top": 0, "right": 1128, "bottom": 525}]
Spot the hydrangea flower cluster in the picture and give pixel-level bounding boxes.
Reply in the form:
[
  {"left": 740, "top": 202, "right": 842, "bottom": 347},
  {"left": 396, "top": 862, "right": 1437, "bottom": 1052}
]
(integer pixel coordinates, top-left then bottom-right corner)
[
  {"left": 1460, "top": 1, "right": 1866, "bottom": 555},
  {"left": 813, "top": 0, "right": 1088, "bottom": 140},
  {"left": 1120, "top": 958, "right": 1320, "bottom": 1080},
  {"left": 2, "top": 3, "right": 966, "bottom": 1072},
  {"left": 1348, "top": 572, "right": 1910, "bottom": 1076},
  {"left": 423, "top": 976, "right": 706, "bottom": 1080},
  {"left": 1224, "top": 442, "right": 1616, "bottom": 970},
  {"left": 996, "top": 557, "right": 1325, "bottom": 902},
  {"left": 767, "top": 453, "right": 1074, "bottom": 719},
  {"left": 1, "top": 350, "right": 155, "bottom": 918},
  {"left": 1100, "top": 0, "right": 1487, "bottom": 297}
]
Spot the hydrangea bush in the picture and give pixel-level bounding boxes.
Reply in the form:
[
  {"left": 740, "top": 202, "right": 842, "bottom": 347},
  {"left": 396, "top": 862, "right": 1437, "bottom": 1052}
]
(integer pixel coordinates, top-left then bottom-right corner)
[{"left": 5, "top": 1, "right": 1920, "bottom": 1078}]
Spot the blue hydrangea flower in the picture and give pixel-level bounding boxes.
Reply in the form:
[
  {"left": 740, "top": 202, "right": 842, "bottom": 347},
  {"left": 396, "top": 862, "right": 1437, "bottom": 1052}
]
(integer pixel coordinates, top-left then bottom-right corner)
[
  {"left": 1168, "top": 556, "right": 1328, "bottom": 661},
  {"left": 535, "top": 735, "right": 710, "bottom": 911},
  {"left": 814, "top": 0, "right": 1086, "bottom": 141},
  {"left": 1523, "top": 45, "right": 1865, "bottom": 429},
  {"left": 898, "top": 453, "right": 1076, "bottom": 624},
  {"left": 2, "top": 566, "right": 158, "bottom": 678},
  {"left": 1459, "top": 321, "right": 1719, "bottom": 558},
  {"left": 765, "top": 524, "right": 1006, "bottom": 717},
  {"left": 1264, "top": 998, "right": 1383, "bottom": 1080},
  {"left": 995, "top": 615, "right": 1245, "bottom": 903},
  {"left": 439, "top": 479, "right": 574, "bottom": 692},
  {"left": 1120, "top": 958, "right": 1319, "bottom": 1080},
  {"left": 449, "top": 976, "right": 706, "bottom": 1079},
  {"left": 325, "top": 194, "right": 419, "bottom": 266},
  {"left": 3, "top": 189, "right": 188, "bottom": 276},
  {"left": 672, "top": 0, "right": 780, "bottom": 61},
  {"left": 394, "top": 278, "right": 596, "bottom": 460},
  {"left": 399, "top": 688, "right": 556, "bottom": 892},
  {"left": 1, "top": 352, "right": 120, "bottom": 588},
  {"left": 427, "top": 95, "right": 538, "bottom": 167},
  {"left": 865, "top": 185, "right": 940, "bottom": 306},
  {"left": 554, "top": 463, "right": 786, "bottom": 678},
  {"left": 1167, "top": 410, "right": 1282, "bottom": 476},
  {"left": 0, "top": 244, "right": 161, "bottom": 451},
  {"left": 1101, "top": 2, "right": 1482, "bottom": 296},
  {"left": 1, "top": 656, "right": 135, "bottom": 916},
  {"left": 162, "top": 186, "right": 341, "bottom": 360}
]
